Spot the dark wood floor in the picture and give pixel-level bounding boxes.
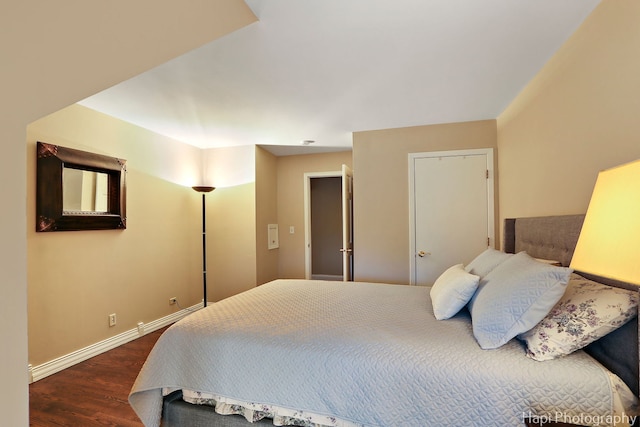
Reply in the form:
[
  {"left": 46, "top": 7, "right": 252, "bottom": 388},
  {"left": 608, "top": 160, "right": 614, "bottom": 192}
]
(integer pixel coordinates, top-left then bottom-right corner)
[{"left": 29, "top": 326, "right": 168, "bottom": 427}]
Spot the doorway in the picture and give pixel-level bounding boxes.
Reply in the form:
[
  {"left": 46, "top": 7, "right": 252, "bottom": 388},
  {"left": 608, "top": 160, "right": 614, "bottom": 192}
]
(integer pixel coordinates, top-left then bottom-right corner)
[
  {"left": 409, "top": 149, "right": 494, "bottom": 285},
  {"left": 304, "top": 165, "right": 354, "bottom": 281}
]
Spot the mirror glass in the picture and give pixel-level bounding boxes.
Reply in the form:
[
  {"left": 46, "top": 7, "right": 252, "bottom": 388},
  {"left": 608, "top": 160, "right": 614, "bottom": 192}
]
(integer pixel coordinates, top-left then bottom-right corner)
[{"left": 62, "top": 167, "right": 109, "bottom": 214}]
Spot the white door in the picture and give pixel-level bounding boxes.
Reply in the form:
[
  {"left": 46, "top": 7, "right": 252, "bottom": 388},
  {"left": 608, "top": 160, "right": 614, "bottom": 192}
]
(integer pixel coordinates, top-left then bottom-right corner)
[
  {"left": 340, "top": 164, "right": 354, "bottom": 281},
  {"left": 409, "top": 149, "right": 494, "bottom": 285}
]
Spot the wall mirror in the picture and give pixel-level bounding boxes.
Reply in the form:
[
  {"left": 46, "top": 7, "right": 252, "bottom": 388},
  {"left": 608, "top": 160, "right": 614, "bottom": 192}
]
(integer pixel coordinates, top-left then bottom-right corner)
[{"left": 36, "top": 141, "right": 127, "bottom": 232}]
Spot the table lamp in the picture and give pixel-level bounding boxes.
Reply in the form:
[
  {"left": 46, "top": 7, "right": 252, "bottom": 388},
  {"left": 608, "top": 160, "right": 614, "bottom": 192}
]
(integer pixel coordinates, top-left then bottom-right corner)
[{"left": 570, "top": 159, "right": 640, "bottom": 286}]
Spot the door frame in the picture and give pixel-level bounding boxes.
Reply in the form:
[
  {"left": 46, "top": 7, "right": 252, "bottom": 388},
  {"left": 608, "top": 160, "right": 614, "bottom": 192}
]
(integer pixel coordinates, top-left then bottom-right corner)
[
  {"left": 408, "top": 148, "right": 495, "bottom": 285},
  {"left": 341, "top": 164, "right": 354, "bottom": 281},
  {"left": 304, "top": 167, "right": 354, "bottom": 281},
  {"left": 304, "top": 171, "right": 341, "bottom": 280}
]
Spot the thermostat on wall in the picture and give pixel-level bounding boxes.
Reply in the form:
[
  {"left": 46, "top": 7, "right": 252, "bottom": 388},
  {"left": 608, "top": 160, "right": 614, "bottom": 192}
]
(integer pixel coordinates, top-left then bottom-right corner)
[{"left": 268, "top": 224, "right": 279, "bottom": 250}]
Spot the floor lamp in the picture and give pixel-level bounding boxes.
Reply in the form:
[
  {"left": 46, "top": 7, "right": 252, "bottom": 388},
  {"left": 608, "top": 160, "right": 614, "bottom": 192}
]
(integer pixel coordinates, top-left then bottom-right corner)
[{"left": 193, "top": 186, "right": 215, "bottom": 307}]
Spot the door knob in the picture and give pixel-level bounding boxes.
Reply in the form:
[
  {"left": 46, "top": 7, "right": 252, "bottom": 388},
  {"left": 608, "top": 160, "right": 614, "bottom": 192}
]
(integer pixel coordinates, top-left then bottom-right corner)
[{"left": 417, "top": 250, "right": 431, "bottom": 257}]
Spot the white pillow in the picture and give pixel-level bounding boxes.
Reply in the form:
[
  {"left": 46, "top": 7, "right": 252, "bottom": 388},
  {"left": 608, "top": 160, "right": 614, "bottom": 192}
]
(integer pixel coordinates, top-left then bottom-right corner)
[
  {"left": 519, "top": 273, "right": 638, "bottom": 361},
  {"left": 467, "top": 252, "right": 572, "bottom": 349},
  {"left": 465, "top": 248, "right": 512, "bottom": 278},
  {"left": 430, "top": 264, "right": 480, "bottom": 320}
]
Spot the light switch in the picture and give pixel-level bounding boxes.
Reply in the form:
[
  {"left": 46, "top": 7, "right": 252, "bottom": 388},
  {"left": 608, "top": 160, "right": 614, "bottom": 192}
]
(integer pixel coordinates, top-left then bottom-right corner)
[{"left": 289, "top": 226, "right": 295, "bottom": 234}]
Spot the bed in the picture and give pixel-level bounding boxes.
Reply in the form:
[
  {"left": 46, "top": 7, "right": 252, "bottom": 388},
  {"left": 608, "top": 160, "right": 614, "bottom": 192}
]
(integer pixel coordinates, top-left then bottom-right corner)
[{"left": 129, "top": 215, "right": 639, "bottom": 427}]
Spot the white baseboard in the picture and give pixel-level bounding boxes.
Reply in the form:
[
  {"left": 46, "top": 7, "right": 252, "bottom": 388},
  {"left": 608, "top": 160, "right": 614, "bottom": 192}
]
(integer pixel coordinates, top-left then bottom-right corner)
[{"left": 29, "top": 302, "right": 203, "bottom": 383}]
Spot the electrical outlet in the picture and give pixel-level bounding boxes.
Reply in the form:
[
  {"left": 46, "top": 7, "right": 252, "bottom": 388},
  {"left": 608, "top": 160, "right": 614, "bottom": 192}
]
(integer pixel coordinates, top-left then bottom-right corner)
[
  {"left": 169, "top": 297, "right": 177, "bottom": 305},
  {"left": 108, "top": 313, "right": 116, "bottom": 327}
]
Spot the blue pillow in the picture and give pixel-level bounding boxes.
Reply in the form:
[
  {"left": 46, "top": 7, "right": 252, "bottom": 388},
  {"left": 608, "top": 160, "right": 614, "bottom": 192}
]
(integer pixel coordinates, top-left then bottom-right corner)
[
  {"left": 465, "top": 248, "right": 512, "bottom": 278},
  {"left": 467, "top": 251, "right": 572, "bottom": 350},
  {"left": 430, "top": 264, "right": 480, "bottom": 320}
]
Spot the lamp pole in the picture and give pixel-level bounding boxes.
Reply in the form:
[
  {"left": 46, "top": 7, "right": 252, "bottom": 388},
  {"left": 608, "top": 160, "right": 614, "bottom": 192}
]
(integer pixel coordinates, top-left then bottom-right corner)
[{"left": 192, "top": 186, "right": 215, "bottom": 307}]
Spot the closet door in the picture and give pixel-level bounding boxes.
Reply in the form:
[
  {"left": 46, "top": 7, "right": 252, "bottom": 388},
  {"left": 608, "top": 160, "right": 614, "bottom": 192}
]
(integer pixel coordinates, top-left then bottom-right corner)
[{"left": 409, "top": 149, "right": 494, "bottom": 285}]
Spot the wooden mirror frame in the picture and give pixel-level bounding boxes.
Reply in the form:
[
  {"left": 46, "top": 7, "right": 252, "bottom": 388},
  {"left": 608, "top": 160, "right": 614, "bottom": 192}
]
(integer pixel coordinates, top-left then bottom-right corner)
[{"left": 36, "top": 141, "right": 127, "bottom": 232}]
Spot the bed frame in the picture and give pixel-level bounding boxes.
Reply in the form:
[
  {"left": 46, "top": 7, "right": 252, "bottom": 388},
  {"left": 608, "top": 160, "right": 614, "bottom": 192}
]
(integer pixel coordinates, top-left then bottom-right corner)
[{"left": 161, "top": 214, "right": 638, "bottom": 427}]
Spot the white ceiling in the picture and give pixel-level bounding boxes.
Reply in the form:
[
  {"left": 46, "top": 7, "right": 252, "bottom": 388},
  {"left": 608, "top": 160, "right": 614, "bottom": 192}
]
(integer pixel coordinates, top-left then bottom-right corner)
[{"left": 79, "top": 0, "right": 599, "bottom": 156}]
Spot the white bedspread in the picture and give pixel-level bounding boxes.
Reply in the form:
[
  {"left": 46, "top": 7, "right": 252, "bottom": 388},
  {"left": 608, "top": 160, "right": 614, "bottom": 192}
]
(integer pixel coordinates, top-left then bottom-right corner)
[{"left": 129, "top": 279, "right": 637, "bottom": 427}]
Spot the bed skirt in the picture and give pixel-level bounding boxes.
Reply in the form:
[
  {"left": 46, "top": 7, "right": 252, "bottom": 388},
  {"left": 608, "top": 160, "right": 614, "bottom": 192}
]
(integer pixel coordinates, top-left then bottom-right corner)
[{"left": 162, "top": 391, "right": 274, "bottom": 427}]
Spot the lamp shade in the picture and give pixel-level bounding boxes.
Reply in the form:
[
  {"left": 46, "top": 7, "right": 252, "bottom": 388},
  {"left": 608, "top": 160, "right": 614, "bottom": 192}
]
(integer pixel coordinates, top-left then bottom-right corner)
[{"left": 570, "top": 159, "right": 640, "bottom": 286}]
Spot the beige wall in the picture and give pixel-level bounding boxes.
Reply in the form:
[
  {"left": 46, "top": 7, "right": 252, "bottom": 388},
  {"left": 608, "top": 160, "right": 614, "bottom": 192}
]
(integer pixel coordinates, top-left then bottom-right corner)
[
  {"left": 203, "top": 145, "right": 260, "bottom": 301},
  {"left": 255, "top": 147, "right": 279, "bottom": 285},
  {"left": 208, "top": 182, "right": 258, "bottom": 301},
  {"left": 352, "top": 120, "right": 497, "bottom": 284},
  {"left": 27, "top": 104, "right": 203, "bottom": 366},
  {"left": 1, "top": 109, "right": 29, "bottom": 427},
  {"left": 2, "top": 2, "right": 255, "bottom": 424},
  {"left": 27, "top": 107, "right": 282, "bottom": 369},
  {"left": 498, "top": 0, "right": 640, "bottom": 222},
  {"left": 277, "top": 151, "right": 353, "bottom": 279}
]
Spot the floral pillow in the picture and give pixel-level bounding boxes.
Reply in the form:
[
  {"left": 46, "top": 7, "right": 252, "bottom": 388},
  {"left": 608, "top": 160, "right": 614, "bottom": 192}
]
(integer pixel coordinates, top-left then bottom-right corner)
[{"left": 519, "top": 273, "right": 638, "bottom": 361}]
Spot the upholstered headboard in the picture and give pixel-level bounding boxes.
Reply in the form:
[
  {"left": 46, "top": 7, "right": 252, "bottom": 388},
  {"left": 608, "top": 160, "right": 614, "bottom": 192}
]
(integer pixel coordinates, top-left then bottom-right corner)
[
  {"left": 503, "top": 214, "right": 584, "bottom": 267},
  {"left": 504, "top": 215, "right": 639, "bottom": 397}
]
